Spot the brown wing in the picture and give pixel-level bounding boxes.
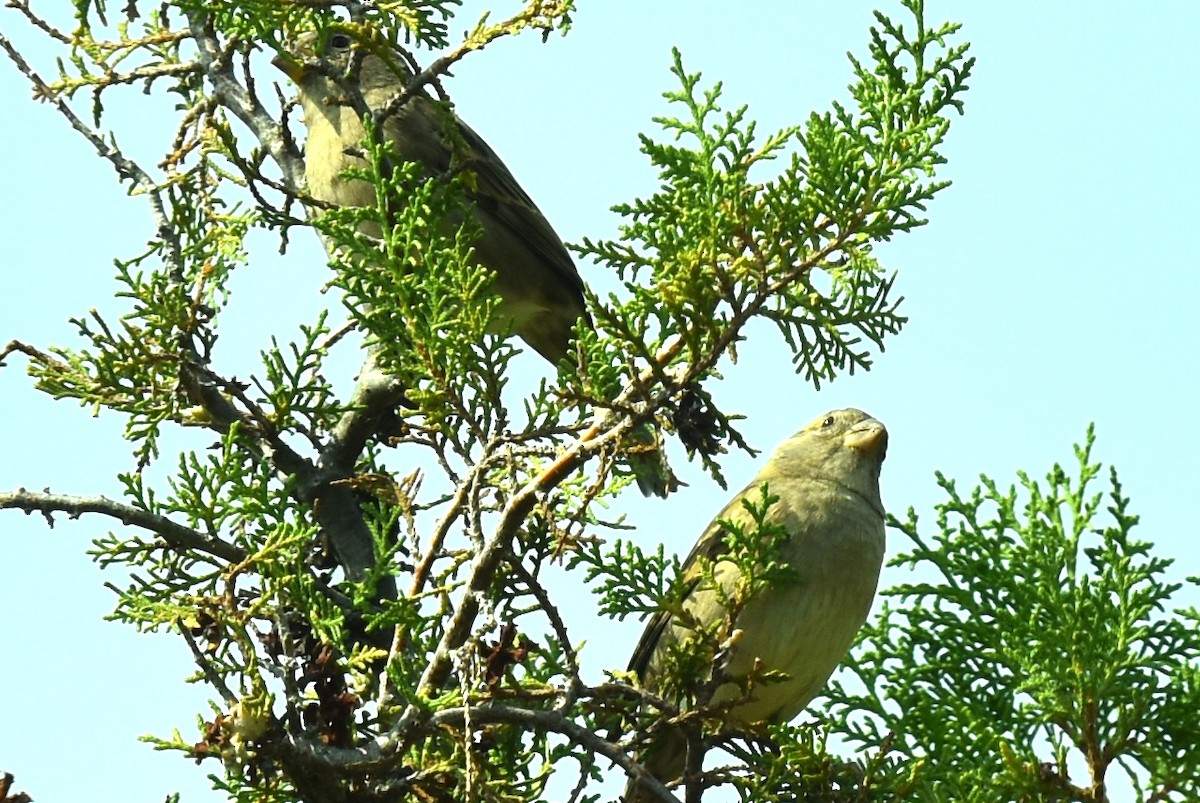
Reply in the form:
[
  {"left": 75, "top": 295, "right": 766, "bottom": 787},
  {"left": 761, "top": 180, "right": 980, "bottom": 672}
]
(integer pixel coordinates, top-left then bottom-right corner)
[
  {"left": 451, "top": 114, "right": 586, "bottom": 299},
  {"left": 380, "top": 93, "right": 588, "bottom": 359}
]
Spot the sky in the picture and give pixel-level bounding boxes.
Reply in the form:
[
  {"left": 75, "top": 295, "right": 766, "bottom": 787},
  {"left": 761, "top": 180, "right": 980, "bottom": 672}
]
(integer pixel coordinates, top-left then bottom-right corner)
[{"left": 1, "top": 2, "right": 1198, "bottom": 801}]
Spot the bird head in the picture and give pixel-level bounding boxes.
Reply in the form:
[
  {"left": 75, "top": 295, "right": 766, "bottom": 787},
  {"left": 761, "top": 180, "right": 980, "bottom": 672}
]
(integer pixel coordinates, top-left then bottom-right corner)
[
  {"left": 272, "top": 29, "right": 412, "bottom": 94},
  {"left": 771, "top": 408, "right": 888, "bottom": 505}
]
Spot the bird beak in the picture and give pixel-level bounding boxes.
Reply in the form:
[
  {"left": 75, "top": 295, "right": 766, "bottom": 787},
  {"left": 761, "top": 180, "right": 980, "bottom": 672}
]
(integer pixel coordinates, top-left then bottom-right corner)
[
  {"left": 272, "top": 51, "right": 306, "bottom": 83},
  {"left": 844, "top": 418, "right": 888, "bottom": 457}
]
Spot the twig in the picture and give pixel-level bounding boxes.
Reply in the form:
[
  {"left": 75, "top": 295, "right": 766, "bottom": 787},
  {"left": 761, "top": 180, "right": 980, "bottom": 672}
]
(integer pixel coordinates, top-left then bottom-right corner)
[
  {"left": 5, "top": 0, "right": 71, "bottom": 44},
  {"left": 179, "top": 619, "right": 239, "bottom": 705},
  {"left": 0, "top": 488, "right": 245, "bottom": 563},
  {"left": 0, "top": 31, "right": 184, "bottom": 280},
  {"left": 504, "top": 558, "right": 581, "bottom": 705}
]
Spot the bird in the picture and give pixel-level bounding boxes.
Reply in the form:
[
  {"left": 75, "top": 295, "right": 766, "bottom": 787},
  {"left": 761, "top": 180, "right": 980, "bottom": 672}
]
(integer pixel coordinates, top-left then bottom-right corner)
[
  {"left": 274, "top": 31, "right": 676, "bottom": 497},
  {"left": 623, "top": 408, "right": 888, "bottom": 802},
  {"left": 273, "top": 30, "right": 588, "bottom": 364}
]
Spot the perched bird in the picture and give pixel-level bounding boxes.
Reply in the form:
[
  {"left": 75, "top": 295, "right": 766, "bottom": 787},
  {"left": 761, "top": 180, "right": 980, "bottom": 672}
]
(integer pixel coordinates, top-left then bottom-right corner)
[
  {"left": 624, "top": 408, "right": 888, "bottom": 801},
  {"left": 273, "top": 31, "right": 587, "bottom": 363},
  {"left": 275, "top": 32, "right": 674, "bottom": 497}
]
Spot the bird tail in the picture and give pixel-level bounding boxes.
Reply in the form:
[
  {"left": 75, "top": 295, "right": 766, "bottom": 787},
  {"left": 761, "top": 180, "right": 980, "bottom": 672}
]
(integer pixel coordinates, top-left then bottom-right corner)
[
  {"left": 623, "top": 728, "right": 687, "bottom": 803},
  {"left": 626, "top": 423, "right": 679, "bottom": 498}
]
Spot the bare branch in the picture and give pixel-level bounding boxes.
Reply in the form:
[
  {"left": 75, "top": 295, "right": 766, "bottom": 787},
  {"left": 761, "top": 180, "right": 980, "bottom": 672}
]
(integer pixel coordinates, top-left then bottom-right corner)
[
  {"left": 505, "top": 558, "right": 582, "bottom": 706},
  {"left": 179, "top": 620, "right": 239, "bottom": 705},
  {"left": 0, "top": 488, "right": 245, "bottom": 563},
  {"left": 185, "top": 13, "right": 305, "bottom": 191},
  {"left": 0, "top": 31, "right": 187, "bottom": 282},
  {"left": 4, "top": 0, "right": 70, "bottom": 44}
]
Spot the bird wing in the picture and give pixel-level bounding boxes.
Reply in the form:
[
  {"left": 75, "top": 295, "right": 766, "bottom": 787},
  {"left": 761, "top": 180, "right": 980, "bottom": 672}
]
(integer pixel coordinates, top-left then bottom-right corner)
[
  {"left": 627, "top": 481, "right": 787, "bottom": 677},
  {"left": 448, "top": 113, "right": 586, "bottom": 297}
]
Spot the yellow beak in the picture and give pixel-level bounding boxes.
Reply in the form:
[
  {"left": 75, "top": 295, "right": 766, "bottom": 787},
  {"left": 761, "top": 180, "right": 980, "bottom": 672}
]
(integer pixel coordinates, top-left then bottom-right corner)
[
  {"left": 271, "top": 51, "right": 306, "bottom": 83},
  {"left": 843, "top": 419, "right": 887, "bottom": 456}
]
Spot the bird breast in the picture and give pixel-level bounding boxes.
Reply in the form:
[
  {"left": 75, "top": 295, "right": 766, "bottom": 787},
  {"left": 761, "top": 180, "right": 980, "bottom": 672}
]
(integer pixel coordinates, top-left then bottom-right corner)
[
  {"left": 684, "top": 495, "right": 884, "bottom": 725},
  {"left": 301, "top": 95, "right": 378, "bottom": 211}
]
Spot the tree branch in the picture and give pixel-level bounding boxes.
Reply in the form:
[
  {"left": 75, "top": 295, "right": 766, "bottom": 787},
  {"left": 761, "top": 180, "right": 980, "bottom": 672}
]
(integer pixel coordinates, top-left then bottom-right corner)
[{"left": 0, "top": 488, "right": 244, "bottom": 564}]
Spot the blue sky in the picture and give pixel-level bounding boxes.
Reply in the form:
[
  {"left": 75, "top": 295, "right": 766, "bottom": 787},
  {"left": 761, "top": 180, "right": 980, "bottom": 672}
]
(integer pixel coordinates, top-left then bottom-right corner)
[{"left": 1, "top": 2, "right": 1197, "bottom": 801}]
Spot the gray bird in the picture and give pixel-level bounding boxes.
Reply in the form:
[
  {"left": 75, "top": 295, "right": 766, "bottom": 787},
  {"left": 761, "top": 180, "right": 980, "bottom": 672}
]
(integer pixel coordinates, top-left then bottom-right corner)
[
  {"left": 624, "top": 408, "right": 888, "bottom": 801},
  {"left": 274, "top": 31, "right": 587, "bottom": 363}
]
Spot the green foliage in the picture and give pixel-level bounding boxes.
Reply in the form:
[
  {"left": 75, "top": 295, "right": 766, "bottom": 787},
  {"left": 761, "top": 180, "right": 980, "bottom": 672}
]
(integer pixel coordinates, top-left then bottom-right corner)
[
  {"left": 567, "top": 2, "right": 974, "bottom": 503},
  {"left": 823, "top": 427, "right": 1200, "bottom": 802},
  {"left": 254, "top": 315, "right": 341, "bottom": 435},
  {"left": 716, "top": 485, "right": 799, "bottom": 601},
  {"left": 315, "top": 124, "right": 517, "bottom": 433},
  {"left": 576, "top": 2, "right": 971, "bottom": 396},
  {"left": 0, "top": 1, "right": 986, "bottom": 802},
  {"left": 10, "top": 3, "right": 1198, "bottom": 800},
  {"left": 573, "top": 538, "right": 681, "bottom": 622}
]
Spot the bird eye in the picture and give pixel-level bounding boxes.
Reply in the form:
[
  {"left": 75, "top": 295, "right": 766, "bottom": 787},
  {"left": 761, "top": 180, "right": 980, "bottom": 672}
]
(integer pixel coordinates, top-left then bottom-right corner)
[
  {"left": 329, "top": 33, "right": 352, "bottom": 50},
  {"left": 822, "top": 416, "right": 835, "bottom": 428}
]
